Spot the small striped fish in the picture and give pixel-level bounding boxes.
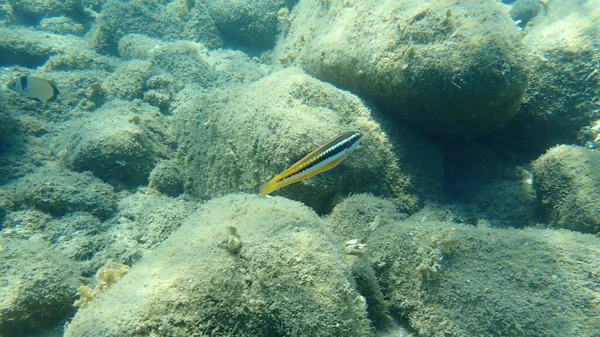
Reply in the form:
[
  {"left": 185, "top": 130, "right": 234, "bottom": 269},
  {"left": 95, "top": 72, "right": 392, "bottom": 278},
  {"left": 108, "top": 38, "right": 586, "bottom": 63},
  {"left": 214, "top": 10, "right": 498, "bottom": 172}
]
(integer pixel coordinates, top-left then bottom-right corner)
[{"left": 259, "top": 131, "right": 363, "bottom": 196}]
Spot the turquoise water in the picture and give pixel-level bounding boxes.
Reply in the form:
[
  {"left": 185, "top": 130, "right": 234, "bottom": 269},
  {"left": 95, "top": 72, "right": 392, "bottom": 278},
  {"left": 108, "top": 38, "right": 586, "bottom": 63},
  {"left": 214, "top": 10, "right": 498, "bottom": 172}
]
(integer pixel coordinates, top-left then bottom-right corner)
[{"left": 0, "top": 0, "right": 599, "bottom": 336}]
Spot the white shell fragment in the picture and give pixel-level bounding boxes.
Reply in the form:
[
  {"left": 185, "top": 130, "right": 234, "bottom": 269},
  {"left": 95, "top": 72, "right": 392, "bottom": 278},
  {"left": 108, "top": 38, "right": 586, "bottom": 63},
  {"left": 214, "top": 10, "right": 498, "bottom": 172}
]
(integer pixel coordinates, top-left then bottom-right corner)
[{"left": 344, "top": 239, "right": 366, "bottom": 255}]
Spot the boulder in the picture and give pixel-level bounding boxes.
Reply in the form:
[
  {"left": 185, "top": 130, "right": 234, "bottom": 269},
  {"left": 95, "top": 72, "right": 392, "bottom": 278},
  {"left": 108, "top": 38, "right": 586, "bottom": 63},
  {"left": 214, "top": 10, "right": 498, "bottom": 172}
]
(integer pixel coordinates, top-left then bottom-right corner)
[
  {"left": 531, "top": 145, "right": 600, "bottom": 234},
  {"left": 275, "top": 0, "right": 529, "bottom": 136},
  {"left": 64, "top": 194, "right": 372, "bottom": 337},
  {"left": 174, "top": 67, "right": 443, "bottom": 214},
  {"left": 0, "top": 237, "right": 80, "bottom": 335},
  {"left": 5, "top": 165, "right": 116, "bottom": 219},
  {"left": 326, "top": 194, "right": 600, "bottom": 337},
  {"left": 92, "top": 0, "right": 222, "bottom": 55}
]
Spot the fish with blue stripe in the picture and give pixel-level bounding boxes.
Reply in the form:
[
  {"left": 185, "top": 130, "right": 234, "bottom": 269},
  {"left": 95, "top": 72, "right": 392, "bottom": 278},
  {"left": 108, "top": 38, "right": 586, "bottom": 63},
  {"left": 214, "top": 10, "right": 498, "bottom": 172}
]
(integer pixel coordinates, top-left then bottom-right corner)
[{"left": 259, "top": 131, "right": 363, "bottom": 196}]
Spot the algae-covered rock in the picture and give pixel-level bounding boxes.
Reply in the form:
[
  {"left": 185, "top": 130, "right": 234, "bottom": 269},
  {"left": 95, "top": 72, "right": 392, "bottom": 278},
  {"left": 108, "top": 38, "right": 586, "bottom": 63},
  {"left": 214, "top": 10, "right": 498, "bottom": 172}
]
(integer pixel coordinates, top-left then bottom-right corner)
[
  {"left": 5, "top": 165, "right": 116, "bottom": 219},
  {"left": 0, "top": 26, "right": 78, "bottom": 68},
  {"left": 443, "top": 143, "right": 540, "bottom": 228},
  {"left": 0, "top": 100, "right": 10, "bottom": 143},
  {"left": 88, "top": 192, "right": 194, "bottom": 269},
  {"left": 275, "top": 0, "right": 529, "bottom": 136},
  {"left": 0, "top": 25, "right": 115, "bottom": 72},
  {"left": 531, "top": 145, "right": 600, "bottom": 234},
  {"left": 206, "top": 0, "right": 298, "bottom": 50},
  {"left": 6, "top": 0, "right": 98, "bottom": 24},
  {"left": 148, "top": 40, "right": 217, "bottom": 86},
  {"left": 119, "top": 35, "right": 267, "bottom": 89},
  {"left": 0, "top": 237, "right": 80, "bottom": 335},
  {"left": 92, "top": 0, "right": 222, "bottom": 55},
  {"left": 208, "top": 49, "right": 270, "bottom": 85},
  {"left": 326, "top": 194, "right": 600, "bottom": 337},
  {"left": 148, "top": 159, "right": 184, "bottom": 197},
  {"left": 492, "top": 0, "right": 600, "bottom": 154},
  {"left": 325, "top": 194, "right": 404, "bottom": 243},
  {"left": 1, "top": 209, "right": 54, "bottom": 237},
  {"left": 102, "top": 59, "right": 153, "bottom": 100},
  {"left": 508, "top": 0, "right": 545, "bottom": 27},
  {"left": 38, "top": 15, "right": 87, "bottom": 36},
  {"left": 117, "top": 33, "right": 162, "bottom": 60},
  {"left": 64, "top": 194, "right": 372, "bottom": 337},
  {"left": 174, "top": 67, "right": 443, "bottom": 214},
  {"left": 59, "top": 101, "right": 169, "bottom": 187},
  {"left": 0, "top": 190, "right": 11, "bottom": 224}
]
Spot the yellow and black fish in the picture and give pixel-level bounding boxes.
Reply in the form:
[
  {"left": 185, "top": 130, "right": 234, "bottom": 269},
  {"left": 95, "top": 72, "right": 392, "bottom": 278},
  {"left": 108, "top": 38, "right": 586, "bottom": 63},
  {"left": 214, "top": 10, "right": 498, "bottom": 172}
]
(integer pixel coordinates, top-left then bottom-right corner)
[
  {"left": 259, "top": 131, "right": 363, "bottom": 196},
  {"left": 7, "top": 75, "right": 59, "bottom": 102}
]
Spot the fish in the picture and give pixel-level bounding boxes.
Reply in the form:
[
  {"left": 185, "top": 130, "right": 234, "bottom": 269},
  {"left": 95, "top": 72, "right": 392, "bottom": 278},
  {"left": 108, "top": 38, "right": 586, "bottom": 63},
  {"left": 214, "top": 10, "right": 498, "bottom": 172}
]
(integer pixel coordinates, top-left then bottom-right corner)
[
  {"left": 259, "top": 130, "right": 363, "bottom": 196},
  {"left": 7, "top": 75, "right": 59, "bottom": 102}
]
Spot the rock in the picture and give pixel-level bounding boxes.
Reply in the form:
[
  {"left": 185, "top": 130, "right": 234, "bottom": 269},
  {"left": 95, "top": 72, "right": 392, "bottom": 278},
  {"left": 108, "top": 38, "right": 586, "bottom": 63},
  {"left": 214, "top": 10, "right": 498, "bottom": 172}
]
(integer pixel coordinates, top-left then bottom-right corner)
[
  {"left": 5, "top": 165, "right": 116, "bottom": 219},
  {"left": 206, "top": 0, "right": 298, "bottom": 50},
  {"left": 117, "top": 33, "right": 161, "bottom": 60},
  {"left": 59, "top": 101, "right": 169, "bottom": 187},
  {"left": 443, "top": 142, "right": 540, "bottom": 228},
  {"left": 0, "top": 237, "right": 80, "bottom": 335},
  {"left": 1, "top": 209, "right": 53, "bottom": 237},
  {"left": 118, "top": 35, "right": 269, "bottom": 89},
  {"left": 6, "top": 0, "right": 96, "bottom": 25},
  {"left": 508, "top": 0, "right": 545, "bottom": 27},
  {"left": 275, "top": 0, "right": 529, "bottom": 137},
  {"left": 491, "top": 0, "right": 600, "bottom": 155},
  {"left": 531, "top": 145, "right": 600, "bottom": 234},
  {"left": 148, "top": 159, "right": 183, "bottom": 197},
  {"left": 208, "top": 49, "right": 270, "bottom": 85},
  {"left": 0, "top": 27, "right": 73, "bottom": 68},
  {"left": 87, "top": 192, "right": 195, "bottom": 269},
  {"left": 0, "top": 101, "right": 10, "bottom": 144},
  {"left": 64, "top": 194, "right": 372, "bottom": 337},
  {"left": 324, "top": 194, "right": 404, "bottom": 243},
  {"left": 148, "top": 41, "right": 217, "bottom": 86},
  {"left": 174, "top": 67, "right": 443, "bottom": 214},
  {"left": 326, "top": 194, "right": 600, "bottom": 337},
  {"left": 102, "top": 59, "right": 153, "bottom": 100},
  {"left": 38, "top": 15, "right": 86, "bottom": 36},
  {"left": 92, "top": 0, "right": 222, "bottom": 55}
]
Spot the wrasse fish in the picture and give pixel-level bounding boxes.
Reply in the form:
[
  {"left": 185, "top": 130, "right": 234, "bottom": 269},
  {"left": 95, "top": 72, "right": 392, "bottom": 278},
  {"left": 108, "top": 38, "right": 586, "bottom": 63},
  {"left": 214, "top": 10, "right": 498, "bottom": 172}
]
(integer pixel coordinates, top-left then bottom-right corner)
[
  {"left": 7, "top": 75, "right": 59, "bottom": 102},
  {"left": 259, "top": 131, "right": 363, "bottom": 196}
]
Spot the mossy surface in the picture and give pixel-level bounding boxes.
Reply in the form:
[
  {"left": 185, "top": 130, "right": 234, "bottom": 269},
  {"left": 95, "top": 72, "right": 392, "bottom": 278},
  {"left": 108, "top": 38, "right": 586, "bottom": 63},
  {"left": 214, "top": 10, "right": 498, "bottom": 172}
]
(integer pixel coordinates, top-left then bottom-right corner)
[
  {"left": 326, "top": 194, "right": 600, "bottom": 337},
  {"left": 531, "top": 145, "right": 600, "bottom": 234},
  {"left": 0, "top": 237, "right": 80, "bottom": 335},
  {"left": 64, "top": 194, "right": 372, "bottom": 337},
  {"left": 275, "top": 0, "right": 529, "bottom": 136},
  {"left": 174, "top": 67, "right": 443, "bottom": 214}
]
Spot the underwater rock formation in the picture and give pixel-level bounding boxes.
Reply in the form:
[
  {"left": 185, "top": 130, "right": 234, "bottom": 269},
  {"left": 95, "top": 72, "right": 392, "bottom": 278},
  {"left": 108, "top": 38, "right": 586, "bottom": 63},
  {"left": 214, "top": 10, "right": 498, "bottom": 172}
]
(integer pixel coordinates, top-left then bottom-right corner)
[
  {"left": 174, "top": 67, "right": 443, "bottom": 214},
  {"left": 6, "top": 0, "right": 100, "bottom": 26},
  {"left": 101, "top": 59, "right": 153, "bottom": 101},
  {"left": 442, "top": 142, "right": 540, "bottom": 228},
  {"left": 0, "top": 237, "right": 80, "bottom": 335},
  {"left": 148, "top": 159, "right": 184, "bottom": 197},
  {"left": 206, "top": 0, "right": 298, "bottom": 50},
  {"left": 92, "top": 0, "right": 223, "bottom": 55},
  {"left": 275, "top": 0, "right": 529, "bottom": 137},
  {"left": 57, "top": 101, "right": 169, "bottom": 187},
  {"left": 326, "top": 194, "right": 600, "bottom": 337},
  {"left": 4, "top": 165, "right": 116, "bottom": 219},
  {"left": 64, "top": 194, "right": 372, "bottom": 337},
  {"left": 0, "top": 101, "right": 10, "bottom": 144},
  {"left": 491, "top": 0, "right": 600, "bottom": 155},
  {"left": 531, "top": 145, "right": 600, "bottom": 234}
]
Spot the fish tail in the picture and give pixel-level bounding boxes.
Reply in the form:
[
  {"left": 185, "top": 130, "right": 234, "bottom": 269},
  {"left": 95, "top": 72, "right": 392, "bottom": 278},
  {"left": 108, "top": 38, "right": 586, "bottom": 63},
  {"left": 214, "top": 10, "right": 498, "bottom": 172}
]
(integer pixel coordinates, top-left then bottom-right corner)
[{"left": 258, "top": 178, "right": 279, "bottom": 196}]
